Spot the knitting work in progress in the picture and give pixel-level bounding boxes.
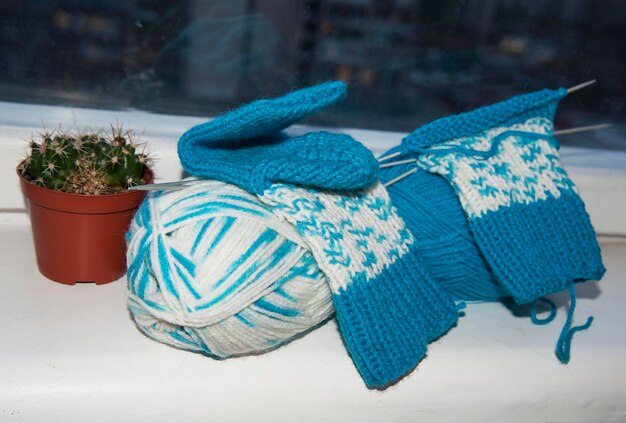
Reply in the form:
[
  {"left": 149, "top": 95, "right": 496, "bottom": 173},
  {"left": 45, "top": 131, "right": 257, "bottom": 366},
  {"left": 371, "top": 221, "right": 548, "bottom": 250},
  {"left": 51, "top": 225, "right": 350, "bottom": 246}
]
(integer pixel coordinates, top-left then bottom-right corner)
[
  {"left": 409, "top": 92, "right": 604, "bottom": 302},
  {"left": 130, "top": 81, "right": 459, "bottom": 389},
  {"left": 380, "top": 86, "right": 605, "bottom": 363},
  {"left": 127, "top": 81, "right": 605, "bottom": 390}
]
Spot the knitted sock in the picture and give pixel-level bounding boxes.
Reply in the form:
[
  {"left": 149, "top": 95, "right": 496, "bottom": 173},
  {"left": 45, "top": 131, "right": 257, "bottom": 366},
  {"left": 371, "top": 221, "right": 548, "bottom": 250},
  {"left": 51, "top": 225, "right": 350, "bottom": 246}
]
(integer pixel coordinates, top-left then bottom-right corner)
[
  {"left": 400, "top": 88, "right": 605, "bottom": 304},
  {"left": 177, "top": 81, "right": 459, "bottom": 388}
]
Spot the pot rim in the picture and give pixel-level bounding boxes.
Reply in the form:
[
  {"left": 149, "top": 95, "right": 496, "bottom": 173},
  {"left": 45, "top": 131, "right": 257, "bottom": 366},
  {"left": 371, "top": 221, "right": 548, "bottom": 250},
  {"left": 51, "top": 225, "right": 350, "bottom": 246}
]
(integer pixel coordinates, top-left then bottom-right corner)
[{"left": 17, "top": 162, "right": 153, "bottom": 214}]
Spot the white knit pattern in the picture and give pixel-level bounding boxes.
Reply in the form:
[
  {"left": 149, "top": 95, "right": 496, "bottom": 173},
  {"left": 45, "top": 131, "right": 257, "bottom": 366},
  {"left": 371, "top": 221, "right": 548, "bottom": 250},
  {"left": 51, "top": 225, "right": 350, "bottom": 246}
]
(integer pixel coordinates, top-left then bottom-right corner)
[
  {"left": 260, "top": 181, "right": 414, "bottom": 294},
  {"left": 417, "top": 117, "right": 577, "bottom": 218}
]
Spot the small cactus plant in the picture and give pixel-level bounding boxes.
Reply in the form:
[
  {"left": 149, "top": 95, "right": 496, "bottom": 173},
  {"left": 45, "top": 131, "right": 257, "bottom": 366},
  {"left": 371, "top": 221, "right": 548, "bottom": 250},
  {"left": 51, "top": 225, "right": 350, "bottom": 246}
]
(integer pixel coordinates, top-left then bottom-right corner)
[{"left": 19, "top": 126, "right": 151, "bottom": 195}]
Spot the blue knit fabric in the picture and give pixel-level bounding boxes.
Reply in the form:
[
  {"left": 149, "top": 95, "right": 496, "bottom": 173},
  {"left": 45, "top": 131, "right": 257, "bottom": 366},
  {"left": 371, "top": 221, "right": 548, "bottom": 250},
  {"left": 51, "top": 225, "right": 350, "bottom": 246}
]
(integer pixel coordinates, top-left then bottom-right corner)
[
  {"left": 379, "top": 147, "right": 506, "bottom": 301},
  {"left": 379, "top": 88, "right": 605, "bottom": 364},
  {"left": 398, "top": 88, "right": 605, "bottom": 305},
  {"left": 402, "top": 89, "right": 566, "bottom": 154},
  {"left": 178, "top": 81, "right": 379, "bottom": 193},
  {"left": 177, "top": 81, "right": 459, "bottom": 389},
  {"left": 333, "top": 246, "right": 457, "bottom": 387}
]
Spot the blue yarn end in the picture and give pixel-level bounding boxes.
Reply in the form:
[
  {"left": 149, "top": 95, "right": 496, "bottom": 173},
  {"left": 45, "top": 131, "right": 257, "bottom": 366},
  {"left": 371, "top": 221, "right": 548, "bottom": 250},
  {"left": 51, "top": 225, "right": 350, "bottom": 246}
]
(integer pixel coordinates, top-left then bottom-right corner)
[
  {"left": 401, "top": 87, "right": 567, "bottom": 153},
  {"left": 332, "top": 246, "right": 459, "bottom": 389},
  {"left": 469, "top": 190, "right": 605, "bottom": 304},
  {"left": 555, "top": 286, "right": 594, "bottom": 364},
  {"left": 530, "top": 297, "right": 558, "bottom": 325}
]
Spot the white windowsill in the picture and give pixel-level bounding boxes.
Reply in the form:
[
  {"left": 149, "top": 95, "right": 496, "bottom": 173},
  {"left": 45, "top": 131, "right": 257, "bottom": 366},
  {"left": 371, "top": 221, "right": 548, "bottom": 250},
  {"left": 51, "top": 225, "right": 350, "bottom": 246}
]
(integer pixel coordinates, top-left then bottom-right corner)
[{"left": 1, "top": 101, "right": 625, "bottom": 422}]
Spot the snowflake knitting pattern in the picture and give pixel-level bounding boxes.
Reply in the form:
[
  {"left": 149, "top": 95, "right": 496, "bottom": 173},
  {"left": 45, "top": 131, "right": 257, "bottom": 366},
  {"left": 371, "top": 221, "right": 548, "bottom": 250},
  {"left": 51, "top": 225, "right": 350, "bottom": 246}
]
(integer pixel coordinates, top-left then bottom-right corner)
[
  {"left": 417, "top": 117, "right": 577, "bottom": 218},
  {"left": 261, "top": 182, "right": 413, "bottom": 294}
]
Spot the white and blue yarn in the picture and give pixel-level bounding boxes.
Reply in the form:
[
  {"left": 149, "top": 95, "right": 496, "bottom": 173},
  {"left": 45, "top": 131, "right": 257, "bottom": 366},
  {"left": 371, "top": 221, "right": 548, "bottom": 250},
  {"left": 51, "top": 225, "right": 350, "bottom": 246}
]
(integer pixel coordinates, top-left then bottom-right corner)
[{"left": 126, "top": 179, "right": 334, "bottom": 358}]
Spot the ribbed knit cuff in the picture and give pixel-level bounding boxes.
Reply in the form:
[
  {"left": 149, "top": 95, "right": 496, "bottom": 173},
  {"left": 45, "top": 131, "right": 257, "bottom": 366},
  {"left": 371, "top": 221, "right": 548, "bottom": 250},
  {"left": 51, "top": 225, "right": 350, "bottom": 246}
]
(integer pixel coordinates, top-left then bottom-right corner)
[
  {"left": 469, "top": 190, "right": 605, "bottom": 304},
  {"left": 333, "top": 245, "right": 459, "bottom": 389}
]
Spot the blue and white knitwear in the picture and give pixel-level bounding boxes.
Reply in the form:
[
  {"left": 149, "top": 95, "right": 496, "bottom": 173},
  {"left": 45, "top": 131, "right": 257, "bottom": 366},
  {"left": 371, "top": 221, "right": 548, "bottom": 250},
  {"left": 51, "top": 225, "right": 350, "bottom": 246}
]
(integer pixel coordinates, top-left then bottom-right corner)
[
  {"left": 260, "top": 181, "right": 458, "bottom": 388},
  {"left": 400, "top": 88, "right": 605, "bottom": 304},
  {"left": 127, "top": 82, "right": 605, "bottom": 389},
  {"left": 170, "top": 81, "right": 459, "bottom": 389}
]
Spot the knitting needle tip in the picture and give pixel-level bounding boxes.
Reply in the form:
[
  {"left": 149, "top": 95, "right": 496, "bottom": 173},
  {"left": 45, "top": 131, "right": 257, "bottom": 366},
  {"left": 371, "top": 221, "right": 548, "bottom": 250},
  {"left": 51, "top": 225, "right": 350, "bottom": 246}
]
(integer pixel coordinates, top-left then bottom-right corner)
[
  {"left": 383, "top": 167, "right": 417, "bottom": 188},
  {"left": 379, "top": 158, "right": 417, "bottom": 168},
  {"left": 567, "top": 80, "right": 596, "bottom": 94},
  {"left": 377, "top": 151, "right": 401, "bottom": 162},
  {"left": 553, "top": 123, "right": 612, "bottom": 136},
  {"left": 128, "top": 181, "right": 190, "bottom": 191}
]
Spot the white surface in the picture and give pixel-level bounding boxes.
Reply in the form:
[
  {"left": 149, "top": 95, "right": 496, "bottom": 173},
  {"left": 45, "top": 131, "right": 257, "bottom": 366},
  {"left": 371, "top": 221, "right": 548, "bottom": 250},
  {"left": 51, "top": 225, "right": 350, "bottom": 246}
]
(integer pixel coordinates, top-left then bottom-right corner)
[
  {"left": 1, "top": 212, "right": 625, "bottom": 422},
  {"left": 1, "top": 101, "right": 626, "bottom": 421}
]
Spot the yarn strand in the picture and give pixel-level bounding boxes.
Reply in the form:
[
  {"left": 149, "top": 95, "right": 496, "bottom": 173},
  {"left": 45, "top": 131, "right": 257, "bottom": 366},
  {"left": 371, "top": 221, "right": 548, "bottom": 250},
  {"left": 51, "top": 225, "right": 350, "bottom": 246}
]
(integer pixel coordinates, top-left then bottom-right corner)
[
  {"left": 530, "top": 297, "right": 558, "bottom": 325},
  {"left": 555, "top": 285, "right": 594, "bottom": 364},
  {"left": 412, "top": 129, "right": 560, "bottom": 159}
]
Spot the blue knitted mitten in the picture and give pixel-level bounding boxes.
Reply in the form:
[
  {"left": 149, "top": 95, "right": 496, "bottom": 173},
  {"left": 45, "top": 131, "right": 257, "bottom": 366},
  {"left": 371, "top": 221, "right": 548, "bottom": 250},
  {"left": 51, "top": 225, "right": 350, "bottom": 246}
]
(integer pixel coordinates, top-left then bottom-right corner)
[
  {"left": 400, "top": 88, "right": 605, "bottom": 305},
  {"left": 179, "top": 81, "right": 379, "bottom": 193},
  {"left": 178, "top": 81, "right": 459, "bottom": 388}
]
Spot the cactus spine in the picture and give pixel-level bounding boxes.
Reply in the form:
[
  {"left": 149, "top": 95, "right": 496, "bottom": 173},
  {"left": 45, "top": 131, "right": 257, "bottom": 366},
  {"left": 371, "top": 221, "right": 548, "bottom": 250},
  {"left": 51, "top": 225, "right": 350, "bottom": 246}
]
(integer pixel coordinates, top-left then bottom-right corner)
[{"left": 21, "top": 127, "right": 150, "bottom": 195}]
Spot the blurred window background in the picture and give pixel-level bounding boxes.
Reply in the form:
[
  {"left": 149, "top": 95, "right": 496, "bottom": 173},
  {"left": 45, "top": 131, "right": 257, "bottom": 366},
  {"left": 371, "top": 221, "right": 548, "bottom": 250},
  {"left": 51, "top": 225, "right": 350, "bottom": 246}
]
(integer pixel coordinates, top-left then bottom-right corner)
[{"left": 0, "top": 0, "right": 624, "bottom": 149}]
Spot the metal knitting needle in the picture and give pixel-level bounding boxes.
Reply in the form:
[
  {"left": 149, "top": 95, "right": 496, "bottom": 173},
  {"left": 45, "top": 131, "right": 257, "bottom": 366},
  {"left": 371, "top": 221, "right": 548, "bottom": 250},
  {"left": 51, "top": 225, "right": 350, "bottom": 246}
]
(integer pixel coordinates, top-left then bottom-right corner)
[
  {"left": 379, "top": 80, "right": 598, "bottom": 163},
  {"left": 379, "top": 159, "right": 417, "bottom": 168},
  {"left": 379, "top": 123, "right": 611, "bottom": 169},
  {"left": 377, "top": 151, "right": 401, "bottom": 162},
  {"left": 128, "top": 180, "right": 195, "bottom": 191},
  {"left": 381, "top": 122, "right": 611, "bottom": 186},
  {"left": 131, "top": 120, "right": 612, "bottom": 192},
  {"left": 567, "top": 79, "right": 596, "bottom": 94},
  {"left": 553, "top": 123, "right": 611, "bottom": 136},
  {"left": 383, "top": 167, "right": 417, "bottom": 188}
]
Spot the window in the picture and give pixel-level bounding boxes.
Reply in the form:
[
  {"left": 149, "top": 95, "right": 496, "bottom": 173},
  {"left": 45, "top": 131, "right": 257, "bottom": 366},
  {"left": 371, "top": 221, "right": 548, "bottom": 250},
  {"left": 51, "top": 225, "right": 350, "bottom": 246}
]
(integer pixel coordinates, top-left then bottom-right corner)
[{"left": 0, "top": 0, "right": 624, "bottom": 150}]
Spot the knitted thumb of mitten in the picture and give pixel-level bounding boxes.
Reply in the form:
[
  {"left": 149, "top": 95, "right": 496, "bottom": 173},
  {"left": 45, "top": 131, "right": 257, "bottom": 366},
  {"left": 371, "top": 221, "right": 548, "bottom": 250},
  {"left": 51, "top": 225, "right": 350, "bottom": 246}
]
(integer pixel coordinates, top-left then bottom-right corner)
[
  {"left": 178, "top": 81, "right": 460, "bottom": 388},
  {"left": 399, "top": 87, "right": 605, "bottom": 362}
]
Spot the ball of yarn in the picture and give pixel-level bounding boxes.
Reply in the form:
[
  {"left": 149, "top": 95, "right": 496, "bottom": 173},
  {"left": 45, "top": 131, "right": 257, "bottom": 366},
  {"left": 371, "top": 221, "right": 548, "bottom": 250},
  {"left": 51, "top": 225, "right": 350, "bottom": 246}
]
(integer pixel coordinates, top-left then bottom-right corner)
[
  {"left": 380, "top": 158, "right": 509, "bottom": 301},
  {"left": 126, "top": 179, "right": 333, "bottom": 358}
]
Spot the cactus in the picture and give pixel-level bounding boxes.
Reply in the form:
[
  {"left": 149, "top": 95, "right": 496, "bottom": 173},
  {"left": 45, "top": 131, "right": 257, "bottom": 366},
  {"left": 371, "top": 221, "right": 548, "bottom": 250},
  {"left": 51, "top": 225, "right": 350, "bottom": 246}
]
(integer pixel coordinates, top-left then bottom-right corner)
[{"left": 20, "top": 127, "right": 151, "bottom": 195}]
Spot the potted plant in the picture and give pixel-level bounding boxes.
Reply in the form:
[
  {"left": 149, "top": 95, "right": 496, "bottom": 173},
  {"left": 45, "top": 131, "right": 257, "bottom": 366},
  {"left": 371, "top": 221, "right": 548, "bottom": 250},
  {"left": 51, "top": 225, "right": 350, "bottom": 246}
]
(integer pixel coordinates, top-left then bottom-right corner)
[{"left": 16, "top": 127, "right": 153, "bottom": 285}]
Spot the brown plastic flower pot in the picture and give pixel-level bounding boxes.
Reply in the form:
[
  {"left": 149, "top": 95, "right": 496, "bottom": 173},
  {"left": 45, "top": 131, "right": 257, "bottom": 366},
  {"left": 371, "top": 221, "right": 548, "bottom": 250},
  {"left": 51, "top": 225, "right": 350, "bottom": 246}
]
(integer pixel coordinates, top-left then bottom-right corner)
[{"left": 17, "top": 166, "right": 153, "bottom": 285}]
